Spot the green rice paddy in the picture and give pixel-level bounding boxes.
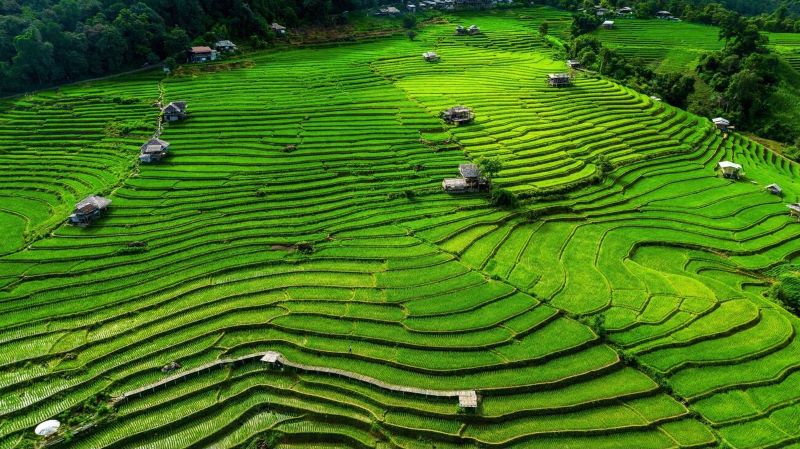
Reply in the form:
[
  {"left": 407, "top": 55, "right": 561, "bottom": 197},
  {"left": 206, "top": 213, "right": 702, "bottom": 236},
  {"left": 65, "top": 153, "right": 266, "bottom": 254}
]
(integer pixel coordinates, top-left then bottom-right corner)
[{"left": 2, "top": 7, "right": 800, "bottom": 449}]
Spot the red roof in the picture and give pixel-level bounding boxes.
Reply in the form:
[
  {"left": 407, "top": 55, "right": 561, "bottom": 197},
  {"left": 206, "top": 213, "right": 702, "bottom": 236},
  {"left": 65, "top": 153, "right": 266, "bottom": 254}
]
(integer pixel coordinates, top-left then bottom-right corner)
[{"left": 190, "top": 46, "right": 213, "bottom": 54}]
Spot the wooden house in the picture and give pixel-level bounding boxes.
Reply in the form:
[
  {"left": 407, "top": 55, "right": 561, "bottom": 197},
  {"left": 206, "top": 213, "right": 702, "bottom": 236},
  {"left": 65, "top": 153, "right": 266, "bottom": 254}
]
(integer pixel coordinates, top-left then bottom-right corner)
[
  {"left": 567, "top": 59, "right": 582, "bottom": 70},
  {"left": 455, "top": 25, "right": 480, "bottom": 35},
  {"left": 214, "top": 40, "right": 237, "bottom": 52},
  {"left": 69, "top": 196, "right": 111, "bottom": 225},
  {"left": 442, "top": 163, "right": 487, "bottom": 193},
  {"left": 261, "top": 351, "right": 285, "bottom": 367},
  {"left": 717, "top": 161, "right": 742, "bottom": 179},
  {"left": 376, "top": 6, "right": 401, "bottom": 15},
  {"left": 788, "top": 204, "right": 800, "bottom": 220},
  {"left": 548, "top": 73, "right": 572, "bottom": 87},
  {"left": 595, "top": 7, "right": 609, "bottom": 16},
  {"left": 162, "top": 101, "right": 187, "bottom": 122},
  {"left": 617, "top": 6, "right": 633, "bottom": 15},
  {"left": 139, "top": 138, "right": 170, "bottom": 163},
  {"left": 712, "top": 117, "right": 734, "bottom": 132},
  {"left": 656, "top": 10, "right": 673, "bottom": 19},
  {"left": 407, "top": 4, "right": 417, "bottom": 12},
  {"left": 188, "top": 46, "right": 216, "bottom": 63},
  {"left": 602, "top": 20, "right": 615, "bottom": 29},
  {"left": 423, "top": 51, "right": 440, "bottom": 62},
  {"left": 271, "top": 23, "right": 287, "bottom": 35},
  {"left": 441, "top": 106, "right": 474, "bottom": 125},
  {"left": 766, "top": 183, "right": 783, "bottom": 195}
]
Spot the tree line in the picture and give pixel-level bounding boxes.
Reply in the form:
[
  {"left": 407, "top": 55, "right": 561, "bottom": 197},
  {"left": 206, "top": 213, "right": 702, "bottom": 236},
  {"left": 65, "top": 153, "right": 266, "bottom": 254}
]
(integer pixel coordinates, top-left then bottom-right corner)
[{"left": 0, "top": 0, "right": 379, "bottom": 95}]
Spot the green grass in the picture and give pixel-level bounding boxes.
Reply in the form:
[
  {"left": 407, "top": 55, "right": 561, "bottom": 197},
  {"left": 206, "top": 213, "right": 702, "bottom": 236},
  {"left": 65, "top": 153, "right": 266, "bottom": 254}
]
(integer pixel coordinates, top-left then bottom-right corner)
[{"left": 2, "top": 6, "right": 800, "bottom": 449}]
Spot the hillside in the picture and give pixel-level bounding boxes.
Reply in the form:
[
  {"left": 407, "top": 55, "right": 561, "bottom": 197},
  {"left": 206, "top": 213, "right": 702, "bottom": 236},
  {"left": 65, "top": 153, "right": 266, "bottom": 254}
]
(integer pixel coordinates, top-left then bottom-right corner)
[
  {"left": 2, "top": 7, "right": 800, "bottom": 449},
  {"left": 590, "top": 17, "right": 800, "bottom": 143}
]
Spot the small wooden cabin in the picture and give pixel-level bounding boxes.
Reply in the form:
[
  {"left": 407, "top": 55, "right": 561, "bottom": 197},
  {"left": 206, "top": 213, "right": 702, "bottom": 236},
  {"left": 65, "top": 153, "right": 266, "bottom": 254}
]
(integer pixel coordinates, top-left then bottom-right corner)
[
  {"left": 188, "top": 46, "right": 216, "bottom": 63},
  {"left": 617, "top": 7, "right": 633, "bottom": 15},
  {"left": 271, "top": 23, "right": 287, "bottom": 35},
  {"left": 423, "top": 51, "right": 440, "bottom": 62},
  {"left": 712, "top": 117, "right": 734, "bottom": 133},
  {"left": 458, "top": 391, "right": 479, "bottom": 409},
  {"left": 456, "top": 25, "right": 480, "bottom": 35},
  {"left": 766, "top": 183, "right": 783, "bottom": 195},
  {"left": 717, "top": 161, "right": 742, "bottom": 179},
  {"left": 69, "top": 195, "right": 111, "bottom": 225},
  {"left": 602, "top": 20, "right": 615, "bottom": 29},
  {"left": 162, "top": 101, "right": 187, "bottom": 122},
  {"left": 139, "top": 138, "right": 170, "bottom": 163},
  {"left": 548, "top": 73, "right": 572, "bottom": 87},
  {"left": 656, "top": 10, "right": 672, "bottom": 19},
  {"left": 441, "top": 106, "right": 474, "bottom": 125},
  {"left": 567, "top": 59, "right": 582, "bottom": 70},
  {"left": 789, "top": 204, "right": 800, "bottom": 221}
]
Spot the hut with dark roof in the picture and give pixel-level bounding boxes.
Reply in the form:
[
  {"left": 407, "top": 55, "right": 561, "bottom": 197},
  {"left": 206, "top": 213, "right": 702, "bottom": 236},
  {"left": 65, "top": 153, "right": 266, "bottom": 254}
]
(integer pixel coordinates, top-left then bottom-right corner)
[
  {"left": 162, "top": 101, "right": 187, "bottom": 122},
  {"left": 139, "top": 138, "right": 170, "bottom": 163},
  {"left": 69, "top": 196, "right": 111, "bottom": 225},
  {"left": 441, "top": 106, "right": 474, "bottom": 125}
]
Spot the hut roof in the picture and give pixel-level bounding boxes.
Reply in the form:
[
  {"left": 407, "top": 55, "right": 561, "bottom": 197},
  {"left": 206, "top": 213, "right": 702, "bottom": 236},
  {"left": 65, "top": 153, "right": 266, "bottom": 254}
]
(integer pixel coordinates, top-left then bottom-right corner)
[
  {"left": 261, "top": 351, "right": 283, "bottom": 363},
  {"left": 423, "top": 51, "right": 439, "bottom": 58},
  {"left": 717, "top": 161, "right": 741, "bottom": 170},
  {"left": 656, "top": 10, "right": 671, "bottom": 15},
  {"left": 215, "top": 40, "right": 236, "bottom": 48},
  {"left": 140, "top": 138, "right": 170, "bottom": 152},
  {"left": 766, "top": 183, "right": 782, "bottom": 193},
  {"left": 190, "top": 46, "right": 213, "bottom": 54},
  {"left": 271, "top": 23, "right": 286, "bottom": 31},
  {"left": 788, "top": 203, "right": 800, "bottom": 213},
  {"left": 459, "top": 163, "right": 481, "bottom": 179},
  {"left": 603, "top": 20, "right": 615, "bottom": 26},
  {"left": 458, "top": 391, "right": 478, "bottom": 408},
  {"left": 75, "top": 196, "right": 111, "bottom": 213},
  {"left": 549, "top": 73, "right": 571, "bottom": 80},
  {"left": 34, "top": 420, "right": 60, "bottom": 436},
  {"left": 712, "top": 117, "right": 730, "bottom": 126},
  {"left": 163, "top": 101, "right": 186, "bottom": 114}
]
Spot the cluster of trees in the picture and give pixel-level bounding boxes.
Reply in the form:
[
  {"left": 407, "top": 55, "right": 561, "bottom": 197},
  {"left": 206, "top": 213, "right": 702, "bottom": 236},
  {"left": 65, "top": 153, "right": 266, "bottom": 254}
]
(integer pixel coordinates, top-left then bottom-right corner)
[
  {"left": 0, "top": 0, "right": 380, "bottom": 95},
  {"left": 696, "top": 14, "right": 781, "bottom": 137},
  {"left": 566, "top": 28, "right": 695, "bottom": 108}
]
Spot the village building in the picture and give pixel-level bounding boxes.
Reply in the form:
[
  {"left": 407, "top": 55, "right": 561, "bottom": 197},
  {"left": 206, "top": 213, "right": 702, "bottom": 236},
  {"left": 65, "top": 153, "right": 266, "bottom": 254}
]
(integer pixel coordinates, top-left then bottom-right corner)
[
  {"left": 567, "top": 59, "right": 582, "bottom": 70},
  {"left": 35, "top": 420, "right": 61, "bottom": 437},
  {"left": 788, "top": 203, "right": 800, "bottom": 220},
  {"left": 602, "top": 20, "right": 615, "bottom": 29},
  {"left": 423, "top": 51, "right": 440, "bottom": 62},
  {"left": 650, "top": 95, "right": 662, "bottom": 101},
  {"left": 766, "top": 183, "right": 783, "bottom": 195},
  {"left": 717, "top": 161, "right": 742, "bottom": 179},
  {"left": 458, "top": 391, "right": 479, "bottom": 409},
  {"left": 271, "top": 23, "right": 287, "bottom": 35},
  {"left": 69, "top": 196, "right": 111, "bottom": 225},
  {"left": 442, "top": 163, "right": 487, "bottom": 193},
  {"left": 548, "top": 73, "right": 572, "bottom": 87},
  {"left": 214, "top": 40, "right": 237, "bottom": 52},
  {"left": 441, "top": 106, "right": 474, "bottom": 125},
  {"left": 595, "top": 6, "right": 608, "bottom": 16},
  {"left": 456, "top": 25, "right": 480, "bottom": 35},
  {"left": 188, "top": 46, "right": 216, "bottom": 63},
  {"left": 617, "top": 6, "right": 633, "bottom": 15},
  {"left": 712, "top": 117, "right": 734, "bottom": 132},
  {"left": 407, "top": 4, "right": 416, "bottom": 12},
  {"left": 376, "top": 6, "right": 401, "bottom": 15},
  {"left": 162, "top": 101, "right": 187, "bottom": 122},
  {"left": 139, "top": 138, "right": 170, "bottom": 163},
  {"left": 656, "top": 10, "right": 673, "bottom": 19}
]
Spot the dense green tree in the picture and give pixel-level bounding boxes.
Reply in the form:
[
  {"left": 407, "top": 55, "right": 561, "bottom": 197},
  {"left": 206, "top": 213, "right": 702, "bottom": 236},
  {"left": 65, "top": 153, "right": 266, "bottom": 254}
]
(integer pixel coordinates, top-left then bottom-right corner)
[{"left": 10, "top": 26, "right": 57, "bottom": 85}]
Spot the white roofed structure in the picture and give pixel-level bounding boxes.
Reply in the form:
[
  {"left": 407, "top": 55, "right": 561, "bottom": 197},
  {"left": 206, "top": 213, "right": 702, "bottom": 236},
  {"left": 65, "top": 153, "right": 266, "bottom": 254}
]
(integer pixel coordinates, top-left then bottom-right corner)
[
  {"left": 34, "top": 420, "right": 60, "bottom": 436},
  {"left": 717, "top": 161, "right": 742, "bottom": 179}
]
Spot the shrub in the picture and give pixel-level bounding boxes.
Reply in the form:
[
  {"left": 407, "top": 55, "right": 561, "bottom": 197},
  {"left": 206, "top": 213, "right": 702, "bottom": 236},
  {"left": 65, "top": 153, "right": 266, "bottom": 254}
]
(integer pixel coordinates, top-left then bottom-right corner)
[{"left": 491, "top": 188, "right": 518, "bottom": 208}]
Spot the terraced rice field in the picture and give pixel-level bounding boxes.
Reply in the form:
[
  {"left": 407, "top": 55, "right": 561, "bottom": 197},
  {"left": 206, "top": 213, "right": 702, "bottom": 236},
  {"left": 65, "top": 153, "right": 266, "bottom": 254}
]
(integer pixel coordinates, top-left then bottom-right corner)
[
  {"left": 2, "top": 7, "right": 800, "bottom": 449},
  {"left": 590, "top": 19, "right": 723, "bottom": 72}
]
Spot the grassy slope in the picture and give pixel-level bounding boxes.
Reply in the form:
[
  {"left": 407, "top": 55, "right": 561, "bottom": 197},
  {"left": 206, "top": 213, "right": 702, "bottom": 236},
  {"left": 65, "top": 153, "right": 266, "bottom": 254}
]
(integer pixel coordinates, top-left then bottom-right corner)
[
  {"left": 0, "top": 7, "right": 800, "bottom": 449},
  {"left": 594, "top": 18, "right": 800, "bottom": 144}
]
